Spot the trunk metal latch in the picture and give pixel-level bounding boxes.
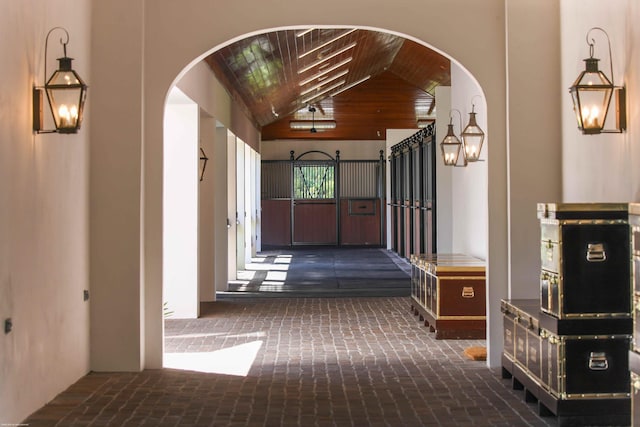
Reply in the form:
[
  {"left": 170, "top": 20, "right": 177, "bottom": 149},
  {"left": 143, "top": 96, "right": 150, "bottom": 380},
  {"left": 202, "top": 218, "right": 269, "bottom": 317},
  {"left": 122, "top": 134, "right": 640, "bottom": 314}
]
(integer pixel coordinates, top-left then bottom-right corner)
[
  {"left": 588, "top": 352, "right": 609, "bottom": 371},
  {"left": 586, "top": 243, "right": 607, "bottom": 262}
]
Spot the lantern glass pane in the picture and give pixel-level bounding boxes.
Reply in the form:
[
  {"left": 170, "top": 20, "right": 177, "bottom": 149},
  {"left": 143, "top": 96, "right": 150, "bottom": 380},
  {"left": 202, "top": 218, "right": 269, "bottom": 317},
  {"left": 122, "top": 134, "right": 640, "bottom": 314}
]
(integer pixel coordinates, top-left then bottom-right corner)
[
  {"left": 463, "top": 135, "right": 483, "bottom": 162},
  {"left": 45, "top": 67, "right": 87, "bottom": 132},
  {"left": 48, "top": 69, "right": 82, "bottom": 86},
  {"left": 460, "top": 112, "right": 485, "bottom": 162},
  {"left": 440, "top": 137, "right": 461, "bottom": 166},
  {"left": 570, "top": 90, "right": 584, "bottom": 128},
  {"left": 575, "top": 69, "right": 612, "bottom": 87},
  {"left": 46, "top": 86, "right": 84, "bottom": 130},
  {"left": 574, "top": 87, "right": 612, "bottom": 131}
]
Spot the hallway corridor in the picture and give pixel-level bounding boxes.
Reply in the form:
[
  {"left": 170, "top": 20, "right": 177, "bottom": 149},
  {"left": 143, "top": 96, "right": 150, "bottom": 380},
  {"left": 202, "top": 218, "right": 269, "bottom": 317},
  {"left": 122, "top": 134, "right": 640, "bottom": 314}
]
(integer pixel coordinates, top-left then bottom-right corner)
[{"left": 24, "top": 297, "right": 553, "bottom": 426}]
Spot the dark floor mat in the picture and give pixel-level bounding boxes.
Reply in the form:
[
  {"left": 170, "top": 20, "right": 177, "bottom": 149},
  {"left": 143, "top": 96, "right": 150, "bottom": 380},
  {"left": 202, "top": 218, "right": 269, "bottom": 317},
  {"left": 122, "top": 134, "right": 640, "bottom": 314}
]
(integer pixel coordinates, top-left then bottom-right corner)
[{"left": 225, "top": 247, "right": 410, "bottom": 297}]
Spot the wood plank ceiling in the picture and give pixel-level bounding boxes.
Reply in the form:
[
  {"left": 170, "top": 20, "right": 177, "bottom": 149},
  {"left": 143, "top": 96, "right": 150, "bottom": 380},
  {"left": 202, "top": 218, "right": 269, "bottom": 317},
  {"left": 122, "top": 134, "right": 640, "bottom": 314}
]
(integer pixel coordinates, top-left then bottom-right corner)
[{"left": 205, "top": 28, "right": 450, "bottom": 140}]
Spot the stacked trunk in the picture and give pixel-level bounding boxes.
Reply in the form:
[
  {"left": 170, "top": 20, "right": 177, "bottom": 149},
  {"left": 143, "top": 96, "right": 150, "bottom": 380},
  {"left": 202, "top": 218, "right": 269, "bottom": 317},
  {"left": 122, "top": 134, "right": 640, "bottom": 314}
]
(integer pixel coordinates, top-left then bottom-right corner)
[
  {"left": 410, "top": 254, "right": 486, "bottom": 339},
  {"left": 502, "top": 203, "right": 633, "bottom": 427},
  {"left": 630, "top": 204, "right": 640, "bottom": 426}
]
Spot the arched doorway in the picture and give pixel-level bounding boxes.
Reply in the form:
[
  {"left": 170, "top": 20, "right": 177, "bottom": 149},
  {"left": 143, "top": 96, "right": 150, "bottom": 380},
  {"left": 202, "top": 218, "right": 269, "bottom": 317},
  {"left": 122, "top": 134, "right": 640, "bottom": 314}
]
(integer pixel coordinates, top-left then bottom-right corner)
[
  {"left": 89, "top": 1, "right": 512, "bottom": 372},
  {"left": 158, "top": 25, "right": 490, "bottom": 361}
]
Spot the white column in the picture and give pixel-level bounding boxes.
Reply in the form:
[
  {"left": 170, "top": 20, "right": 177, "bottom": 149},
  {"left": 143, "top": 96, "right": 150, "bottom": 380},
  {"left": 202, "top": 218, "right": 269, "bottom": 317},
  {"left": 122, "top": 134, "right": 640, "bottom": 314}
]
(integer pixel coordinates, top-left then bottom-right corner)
[
  {"left": 227, "top": 132, "right": 238, "bottom": 281},
  {"left": 163, "top": 88, "right": 199, "bottom": 319}
]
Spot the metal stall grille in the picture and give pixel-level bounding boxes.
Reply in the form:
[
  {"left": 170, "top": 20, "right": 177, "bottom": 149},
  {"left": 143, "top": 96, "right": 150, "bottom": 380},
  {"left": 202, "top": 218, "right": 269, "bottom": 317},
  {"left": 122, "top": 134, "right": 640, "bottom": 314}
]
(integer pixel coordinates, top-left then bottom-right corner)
[
  {"left": 261, "top": 161, "right": 292, "bottom": 199},
  {"left": 340, "top": 161, "right": 379, "bottom": 198},
  {"left": 389, "top": 125, "right": 436, "bottom": 259},
  {"left": 294, "top": 162, "right": 335, "bottom": 199},
  {"left": 261, "top": 150, "right": 385, "bottom": 247}
]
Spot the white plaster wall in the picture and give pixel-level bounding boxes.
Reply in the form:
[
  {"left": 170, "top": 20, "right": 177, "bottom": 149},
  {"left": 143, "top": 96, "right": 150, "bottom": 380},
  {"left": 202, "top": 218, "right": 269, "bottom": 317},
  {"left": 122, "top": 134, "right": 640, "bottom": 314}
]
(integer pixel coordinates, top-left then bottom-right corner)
[
  {"left": 450, "top": 65, "right": 488, "bottom": 260},
  {"left": 163, "top": 91, "right": 199, "bottom": 319},
  {"left": 91, "top": 0, "right": 145, "bottom": 372},
  {"left": 215, "top": 126, "right": 230, "bottom": 291},
  {"left": 236, "top": 140, "right": 246, "bottom": 270},
  {"left": 227, "top": 132, "right": 238, "bottom": 281},
  {"left": 561, "top": 0, "right": 639, "bottom": 202},
  {"left": 505, "top": 0, "right": 562, "bottom": 300},
  {"left": 177, "top": 62, "right": 231, "bottom": 127},
  {"left": 0, "top": 0, "right": 91, "bottom": 422},
  {"left": 199, "top": 114, "right": 216, "bottom": 301},
  {"left": 434, "top": 86, "right": 453, "bottom": 253}
]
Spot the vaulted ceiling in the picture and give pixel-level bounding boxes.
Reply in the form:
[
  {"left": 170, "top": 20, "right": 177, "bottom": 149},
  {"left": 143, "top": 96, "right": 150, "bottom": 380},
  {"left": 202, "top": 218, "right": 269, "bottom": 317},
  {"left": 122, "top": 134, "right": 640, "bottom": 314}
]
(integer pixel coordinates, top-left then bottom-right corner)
[{"left": 205, "top": 28, "right": 450, "bottom": 140}]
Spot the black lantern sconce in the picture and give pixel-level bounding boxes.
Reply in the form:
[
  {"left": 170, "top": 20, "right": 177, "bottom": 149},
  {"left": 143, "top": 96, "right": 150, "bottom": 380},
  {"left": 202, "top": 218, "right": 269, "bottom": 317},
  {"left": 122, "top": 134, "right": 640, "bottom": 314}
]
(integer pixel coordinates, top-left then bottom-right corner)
[
  {"left": 569, "top": 27, "right": 626, "bottom": 134},
  {"left": 199, "top": 148, "right": 209, "bottom": 182},
  {"left": 33, "top": 27, "right": 88, "bottom": 134},
  {"left": 440, "top": 109, "right": 465, "bottom": 166}
]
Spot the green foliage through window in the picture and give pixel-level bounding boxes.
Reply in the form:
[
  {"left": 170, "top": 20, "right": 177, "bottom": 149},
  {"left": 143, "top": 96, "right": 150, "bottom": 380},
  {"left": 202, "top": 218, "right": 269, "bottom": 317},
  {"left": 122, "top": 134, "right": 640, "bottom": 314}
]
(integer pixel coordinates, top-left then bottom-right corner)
[{"left": 294, "top": 164, "right": 335, "bottom": 199}]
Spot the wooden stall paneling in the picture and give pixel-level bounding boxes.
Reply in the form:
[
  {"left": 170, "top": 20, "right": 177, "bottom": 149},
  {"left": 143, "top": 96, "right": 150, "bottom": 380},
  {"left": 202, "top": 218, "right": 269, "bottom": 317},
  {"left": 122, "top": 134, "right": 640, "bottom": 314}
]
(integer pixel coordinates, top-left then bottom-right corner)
[
  {"left": 261, "top": 199, "right": 291, "bottom": 246},
  {"left": 340, "top": 199, "right": 381, "bottom": 245},
  {"left": 293, "top": 200, "right": 337, "bottom": 244}
]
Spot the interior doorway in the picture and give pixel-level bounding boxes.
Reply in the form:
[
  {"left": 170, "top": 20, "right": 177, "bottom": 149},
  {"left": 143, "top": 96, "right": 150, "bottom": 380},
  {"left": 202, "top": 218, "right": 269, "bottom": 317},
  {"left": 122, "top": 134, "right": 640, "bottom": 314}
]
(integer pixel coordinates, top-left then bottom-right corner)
[{"left": 262, "top": 150, "right": 387, "bottom": 247}]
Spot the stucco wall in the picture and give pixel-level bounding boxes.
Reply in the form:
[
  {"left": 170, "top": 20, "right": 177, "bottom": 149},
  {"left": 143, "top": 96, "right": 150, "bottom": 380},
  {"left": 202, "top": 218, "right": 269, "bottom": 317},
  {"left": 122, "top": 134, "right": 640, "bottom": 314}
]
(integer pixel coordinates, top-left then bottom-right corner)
[
  {"left": 450, "top": 64, "right": 488, "bottom": 261},
  {"left": 0, "top": 0, "right": 91, "bottom": 423},
  {"left": 561, "top": 0, "right": 639, "bottom": 202}
]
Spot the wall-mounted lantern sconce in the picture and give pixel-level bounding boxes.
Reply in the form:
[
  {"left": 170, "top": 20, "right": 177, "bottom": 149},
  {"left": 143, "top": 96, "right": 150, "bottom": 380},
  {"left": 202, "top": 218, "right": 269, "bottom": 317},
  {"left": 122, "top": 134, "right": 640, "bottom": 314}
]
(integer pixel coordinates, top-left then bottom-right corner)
[
  {"left": 440, "top": 110, "right": 465, "bottom": 166},
  {"left": 569, "top": 27, "right": 626, "bottom": 134},
  {"left": 461, "top": 99, "right": 485, "bottom": 162},
  {"left": 440, "top": 98, "right": 486, "bottom": 167},
  {"left": 199, "top": 148, "right": 209, "bottom": 182},
  {"left": 33, "top": 27, "right": 88, "bottom": 134}
]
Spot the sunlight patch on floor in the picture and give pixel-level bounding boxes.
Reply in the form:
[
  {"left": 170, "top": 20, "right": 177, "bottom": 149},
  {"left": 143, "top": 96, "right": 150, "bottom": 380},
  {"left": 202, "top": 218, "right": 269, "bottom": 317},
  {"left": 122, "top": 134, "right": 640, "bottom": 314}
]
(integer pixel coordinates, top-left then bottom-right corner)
[
  {"left": 275, "top": 255, "right": 293, "bottom": 264},
  {"left": 164, "top": 340, "right": 263, "bottom": 376},
  {"left": 265, "top": 271, "right": 288, "bottom": 281}
]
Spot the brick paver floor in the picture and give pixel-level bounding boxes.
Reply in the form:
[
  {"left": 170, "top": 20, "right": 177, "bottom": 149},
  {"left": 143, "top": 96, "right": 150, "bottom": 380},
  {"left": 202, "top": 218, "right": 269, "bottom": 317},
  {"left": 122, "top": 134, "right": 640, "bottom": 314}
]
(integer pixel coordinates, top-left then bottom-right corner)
[{"left": 24, "top": 297, "right": 553, "bottom": 426}]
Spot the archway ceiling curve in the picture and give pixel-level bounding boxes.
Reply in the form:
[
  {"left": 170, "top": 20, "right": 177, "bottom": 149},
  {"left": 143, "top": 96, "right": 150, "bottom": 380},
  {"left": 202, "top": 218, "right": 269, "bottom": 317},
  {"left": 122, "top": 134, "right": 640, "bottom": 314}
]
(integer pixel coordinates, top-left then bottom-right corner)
[{"left": 204, "top": 28, "right": 450, "bottom": 140}]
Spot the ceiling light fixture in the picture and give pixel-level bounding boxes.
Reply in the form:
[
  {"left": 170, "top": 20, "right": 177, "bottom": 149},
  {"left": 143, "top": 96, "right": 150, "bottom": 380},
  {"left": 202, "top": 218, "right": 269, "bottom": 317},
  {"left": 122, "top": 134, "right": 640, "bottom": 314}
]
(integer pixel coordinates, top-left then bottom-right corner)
[
  {"left": 33, "top": 27, "right": 88, "bottom": 134},
  {"left": 298, "top": 57, "right": 353, "bottom": 86},
  {"left": 329, "top": 75, "right": 371, "bottom": 97},
  {"left": 290, "top": 120, "right": 337, "bottom": 131},
  {"left": 298, "top": 29, "right": 357, "bottom": 59},
  {"left": 297, "top": 42, "right": 357, "bottom": 74},
  {"left": 301, "top": 80, "right": 346, "bottom": 104},
  {"left": 300, "top": 70, "right": 350, "bottom": 96},
  {"left": 309, "top": 106, "right": 317, "bottom": 133},
  {"left": 569, "top": 27, "right": 626, "bottom": 134}
]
